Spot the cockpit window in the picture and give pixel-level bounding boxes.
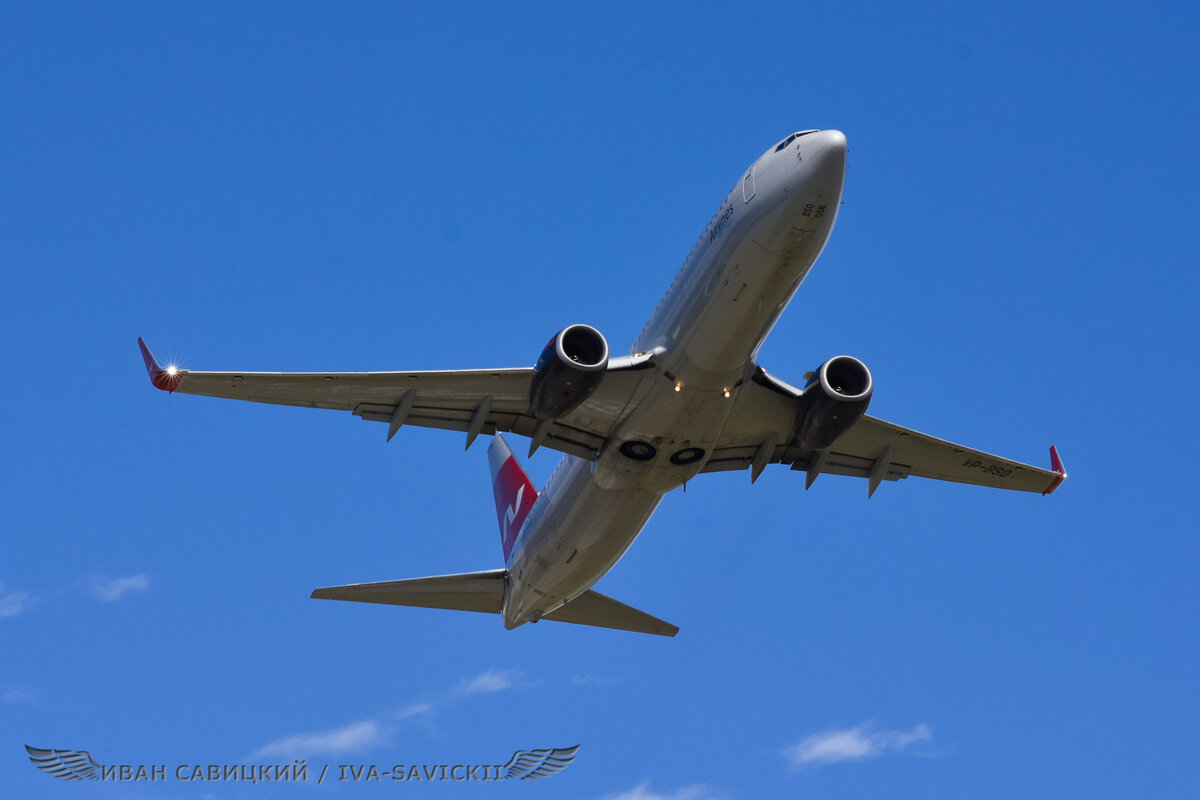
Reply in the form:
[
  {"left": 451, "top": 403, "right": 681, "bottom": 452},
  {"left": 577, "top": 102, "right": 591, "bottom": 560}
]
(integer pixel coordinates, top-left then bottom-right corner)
[{"left": 775, "top": 130, "right": 817, "bottom": 152}]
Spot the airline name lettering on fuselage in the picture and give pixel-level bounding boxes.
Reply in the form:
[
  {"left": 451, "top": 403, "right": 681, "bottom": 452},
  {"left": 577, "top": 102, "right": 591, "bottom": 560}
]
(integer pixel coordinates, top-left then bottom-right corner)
[{"left": 707, "top": 204, "right": 734, "bottom": 243}]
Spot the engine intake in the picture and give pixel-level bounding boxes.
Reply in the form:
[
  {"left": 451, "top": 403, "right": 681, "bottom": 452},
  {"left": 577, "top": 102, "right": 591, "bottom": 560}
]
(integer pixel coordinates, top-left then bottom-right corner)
[
  {"left": 794, "top": 355, "right": 873, "bottom": 451},
  {"left": 529, "top": 324, "right": 610, "bottom": 420}
]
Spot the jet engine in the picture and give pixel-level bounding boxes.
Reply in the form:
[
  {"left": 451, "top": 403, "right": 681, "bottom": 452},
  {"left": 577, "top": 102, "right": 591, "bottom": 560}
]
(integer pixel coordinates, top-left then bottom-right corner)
[
  {"left": 794, "top": 355, "right": 873, "bottom": 451},
  {"left": 528, "top": 324, "right": 610, "bottom": 420}
]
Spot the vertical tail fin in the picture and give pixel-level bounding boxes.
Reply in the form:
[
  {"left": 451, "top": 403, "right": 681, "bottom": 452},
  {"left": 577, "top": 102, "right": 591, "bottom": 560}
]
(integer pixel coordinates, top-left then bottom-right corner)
[{"left": 488, "top": 434, "right": 538, "bottom": 563}]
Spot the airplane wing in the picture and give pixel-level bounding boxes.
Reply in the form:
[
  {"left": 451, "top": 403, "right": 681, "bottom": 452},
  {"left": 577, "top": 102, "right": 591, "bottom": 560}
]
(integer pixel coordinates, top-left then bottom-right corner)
[
  {"left": 704, "top": 370, "right": 1066, "bottom": 495},
  {"left": 137, "top": 338, "right": 647, "bottom": 459}
]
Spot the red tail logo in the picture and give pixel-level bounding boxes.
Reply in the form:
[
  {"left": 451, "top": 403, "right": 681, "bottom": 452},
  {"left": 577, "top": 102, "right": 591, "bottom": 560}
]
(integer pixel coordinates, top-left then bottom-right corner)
[{"left": 488, "top": 436, "right": 538, "bottom": 563}]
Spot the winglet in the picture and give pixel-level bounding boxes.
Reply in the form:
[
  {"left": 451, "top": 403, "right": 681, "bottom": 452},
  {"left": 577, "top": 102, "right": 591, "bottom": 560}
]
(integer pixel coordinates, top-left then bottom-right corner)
[
  {"left": 137, "top": 337, "right": 183, "bottom": 392},
  {"left": 1042, "top": 445, "right": 1067, "bottom": 495}
]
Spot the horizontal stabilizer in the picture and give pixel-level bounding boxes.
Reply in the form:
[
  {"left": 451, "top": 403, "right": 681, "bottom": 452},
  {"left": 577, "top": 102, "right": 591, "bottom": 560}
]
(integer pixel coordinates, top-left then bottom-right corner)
[
  {"left": 312, "top": 571, "right": 677, "bottom": 636},
  {"left": 544, "top": 590, "right": 678, "bottom": 637},
  {"left": 311, "top": 570, "right": 505, "bottom": 614}
]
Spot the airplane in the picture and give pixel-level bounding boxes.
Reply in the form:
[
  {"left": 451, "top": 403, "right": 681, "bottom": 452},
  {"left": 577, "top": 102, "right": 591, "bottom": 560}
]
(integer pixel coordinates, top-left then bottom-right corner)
[{"left": 137, "top": 128, "right": 1065, "bottom": 637}]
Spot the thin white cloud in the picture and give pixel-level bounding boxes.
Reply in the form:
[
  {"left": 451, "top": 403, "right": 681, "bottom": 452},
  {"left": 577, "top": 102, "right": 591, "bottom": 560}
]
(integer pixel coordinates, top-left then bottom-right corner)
[
  {"left": 783, "top": 722, "right": 933, "bottom": 767},
  {"left": 456, "top": 669, "right": 517, "bottom": 695},
  {"left": 90, "top": 574, "right": 151, "bottom": 602},
  {"left": 394, "top": 701, "right": 434, "bottom": 720},
  {"left": 601, "top": 781, "right": 727, "bottom": 800},
  {"left": 252, "top": 670, "right": 520, "bottom": 761},
  {"left": 0, "top": 583, "right": 33, "bottom": 618},
  {"left": 251, "top": 720, "right": 381, "bottom": 760},
  {"left": 3, "top": 688, "right": 40, "bottom": 705}
]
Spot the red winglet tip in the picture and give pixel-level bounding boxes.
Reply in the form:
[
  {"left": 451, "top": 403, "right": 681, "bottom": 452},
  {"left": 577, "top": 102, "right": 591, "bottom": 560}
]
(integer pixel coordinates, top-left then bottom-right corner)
[
  {"left": 1043, "top": 445, "right": 1067, "bottom": 495},
  {"left": 137, "top": 337, "right": 182, "bottom": 393}
]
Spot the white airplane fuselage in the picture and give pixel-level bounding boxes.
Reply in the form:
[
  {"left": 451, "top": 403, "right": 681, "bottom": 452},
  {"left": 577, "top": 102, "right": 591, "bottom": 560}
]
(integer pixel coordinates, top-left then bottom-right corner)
[{"left": 503, "top": 130, "right": 848, "bottom": 629}]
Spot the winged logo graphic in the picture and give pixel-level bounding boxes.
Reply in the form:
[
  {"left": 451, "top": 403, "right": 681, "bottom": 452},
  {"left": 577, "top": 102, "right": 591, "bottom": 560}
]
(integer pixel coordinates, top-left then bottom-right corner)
[
  {"left": 25, "top": 745, "right": 103, "bottom": 780},
  {"left": 502, "top": 744, "right": 580, "bottom": 780}
]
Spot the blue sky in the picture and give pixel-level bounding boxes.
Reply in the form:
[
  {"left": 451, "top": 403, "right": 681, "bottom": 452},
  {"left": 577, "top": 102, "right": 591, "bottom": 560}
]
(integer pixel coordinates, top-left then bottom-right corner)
[{"left": 3, "top": 1, "right": 1198, "bottom": 797}]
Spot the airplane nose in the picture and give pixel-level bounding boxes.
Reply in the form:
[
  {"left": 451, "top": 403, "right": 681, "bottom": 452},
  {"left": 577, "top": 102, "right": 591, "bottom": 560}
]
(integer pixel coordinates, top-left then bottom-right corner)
[
  {"left": 821, "top": 129, "right": 846, "bottom": 149},
  {"left": 809, "top": 129, "right": 847, "bottom": 164},
  {"left": 792, "top": 129, "right": 847, "bottom": 189}
]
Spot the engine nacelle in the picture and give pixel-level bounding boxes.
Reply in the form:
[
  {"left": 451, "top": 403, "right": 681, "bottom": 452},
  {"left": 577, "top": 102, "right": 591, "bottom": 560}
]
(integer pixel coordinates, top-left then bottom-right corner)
[
  {"left": 794, "top": 355, "right": 873, "bottom": 451},
  {"left": 528, "top": 324, "right": 610, "bottom": 420}
]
